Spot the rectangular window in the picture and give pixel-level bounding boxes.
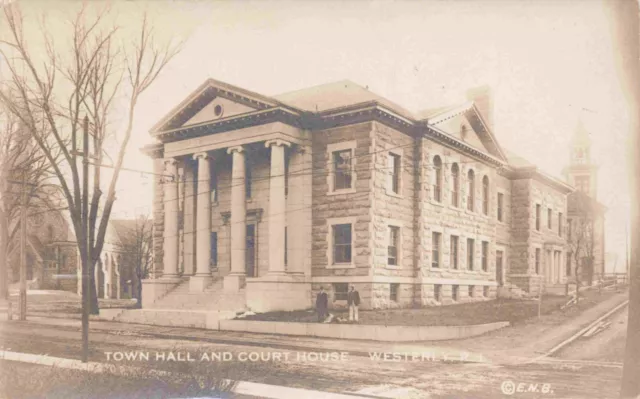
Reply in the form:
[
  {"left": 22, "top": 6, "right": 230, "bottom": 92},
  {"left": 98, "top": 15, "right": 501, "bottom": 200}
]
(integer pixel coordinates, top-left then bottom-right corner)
[
  {"left": 536, "top": 204, "right": 541, "bottom": 231},
  {"left": 535, "top": 248, "right": 540, "bottom": 274},
  {"left": 332, "top": 224, "right": 352, "bottom": 264},
  {"left": 575, "top": 176, "right": 589, "bottom": 193},
  {"left": 333, "top": 283, "right": 348, "bottom": 301},
  {"left": 566, "top": 252, "right": 572, "bottom": 276},
  {"left": 434, "top": 284, "right": 442, "bottom": 302},
  {"left": 210, "top": 232, "right": 218, "bottom": 267},
  {"left": 548, "top": 208, "right": 552, "bottom": 229},
  {"left": 389, "top": 153, "right": 401, "bottom": 194},
  {"left": 245, "top": 158, "right": 252, "bottom": 199},
  {"left": 452, "top": 285, "right": 459, "bottom": 301},
  {"left": 450, "top": 235, "right": 459, "bottom": 270},
  {"left": 210, "top": 162, "right": 218, "bottom": 203},
  {"left": 432, "top": 232, "right": 441, "bottom": 268},
  {"left": 468, "top": 285, "right": 474, "bottom": 298},
  {"left": 390, "top": 283, "right": 399, "bottom": 302},
  {"left": 558, "top": 212, "right": 563, "bottom": 237},
  {"left": 388, "top": 226, "right": 400, "bottom": 265},
  {"left": 333, "top": 149, "right": 353, "bottom": 190},
  {"left": 284, "top": 154, "right": 289, "bottom": 197},
  {"left": 568, "top": 218, "right": 572, "bottom": 240},
  {"left": 467, "top": 238, "right": 474, "bottom": 270},
  {"left": 483, "top": 286, "right": 489, "bottom": 297},
  {"left": 497, "top": 193, "right": 504, "bottom": 222},
  {"left": 482, "top": 241, "right": 489, "bottom": 272}
]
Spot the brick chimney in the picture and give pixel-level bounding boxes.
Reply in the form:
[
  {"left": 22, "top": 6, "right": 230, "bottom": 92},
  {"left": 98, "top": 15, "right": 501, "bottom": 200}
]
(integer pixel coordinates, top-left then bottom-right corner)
[{"left": 466, "top": 85, "right": 494, "bottom": 132}]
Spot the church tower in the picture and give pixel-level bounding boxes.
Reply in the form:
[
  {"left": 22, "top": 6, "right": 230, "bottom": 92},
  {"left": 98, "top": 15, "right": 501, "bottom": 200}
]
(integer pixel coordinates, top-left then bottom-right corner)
[{"left": 564, "top": 119, "right": 598, "bottom": 199}]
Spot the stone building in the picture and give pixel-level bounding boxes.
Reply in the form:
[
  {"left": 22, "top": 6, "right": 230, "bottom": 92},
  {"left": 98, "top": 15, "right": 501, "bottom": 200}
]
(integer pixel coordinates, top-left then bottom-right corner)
[
  {"left": 141, "top": 78, "right": 579, "bottom": 314},
  {"left": 7, "top": 197, "right": 132, "bottom": 299}
]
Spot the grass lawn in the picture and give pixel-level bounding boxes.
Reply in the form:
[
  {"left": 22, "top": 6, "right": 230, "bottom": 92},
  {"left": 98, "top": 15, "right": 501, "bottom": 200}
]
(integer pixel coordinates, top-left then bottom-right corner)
[
  {"left": 4, "top": 290, "right": 137, "bottom": 314},
  {"left": 0, "top": 360, "right": 243, "bottom": 399},
  {"left": 242, "top": 289, "right": 619, "bottom": 326}
]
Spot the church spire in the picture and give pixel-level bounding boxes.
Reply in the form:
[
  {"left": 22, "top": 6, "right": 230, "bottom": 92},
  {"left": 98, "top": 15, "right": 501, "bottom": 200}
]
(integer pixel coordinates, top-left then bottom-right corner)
[{"left": 564, "top": 118, "right": 598, "bottom": 199}]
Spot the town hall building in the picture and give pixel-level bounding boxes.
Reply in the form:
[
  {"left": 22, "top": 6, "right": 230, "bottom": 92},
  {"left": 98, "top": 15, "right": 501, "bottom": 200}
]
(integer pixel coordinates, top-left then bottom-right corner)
[{"left": 141, "top": 78, "right": 582, "bottom": 314}]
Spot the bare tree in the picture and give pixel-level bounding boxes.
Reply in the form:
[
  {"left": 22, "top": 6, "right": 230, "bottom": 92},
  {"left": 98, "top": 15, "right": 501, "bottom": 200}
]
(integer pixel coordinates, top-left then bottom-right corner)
[
  {"left": 115, "top": 215, "right": 152, "bottom": 308},
  {"left": 568, "top": 193, "right": 597, "bottom": 304},
  {"left": 0, "top": 103, "right": 58, "bottom": 299},
  {"left": 0, "top": 4, "right": 179, "bottom": 313}
]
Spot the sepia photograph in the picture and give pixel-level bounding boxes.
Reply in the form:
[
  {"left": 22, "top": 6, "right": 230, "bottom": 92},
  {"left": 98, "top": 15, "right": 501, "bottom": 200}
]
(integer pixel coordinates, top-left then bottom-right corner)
[{"left": 0, "top": 0, "right": 639, "bottom": 398}]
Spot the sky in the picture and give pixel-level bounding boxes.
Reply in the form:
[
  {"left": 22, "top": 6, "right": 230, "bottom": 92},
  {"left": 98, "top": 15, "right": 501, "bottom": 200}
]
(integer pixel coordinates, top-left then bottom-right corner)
[{"left": 4, "top": 0, "right": 634, "bottom": 270}]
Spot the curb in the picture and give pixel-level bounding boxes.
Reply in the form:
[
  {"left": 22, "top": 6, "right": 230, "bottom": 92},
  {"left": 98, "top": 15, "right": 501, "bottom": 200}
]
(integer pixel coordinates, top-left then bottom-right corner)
[{"left": 527, "top": 299, "right": 629, "bottom": 364}]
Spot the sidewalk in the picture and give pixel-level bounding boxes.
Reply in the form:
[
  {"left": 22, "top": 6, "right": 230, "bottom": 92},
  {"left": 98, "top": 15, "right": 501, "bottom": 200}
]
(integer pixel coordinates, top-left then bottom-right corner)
[{"left": 11, "top": 288, "right": 629, "bottom": 367}]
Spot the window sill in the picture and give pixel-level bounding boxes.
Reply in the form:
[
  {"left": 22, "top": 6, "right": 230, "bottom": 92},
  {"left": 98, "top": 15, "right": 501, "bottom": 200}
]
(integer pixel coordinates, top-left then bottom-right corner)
[
  {"left": 429, "top": 200, "right": 445, "bottom": 208},
  {"left": 385, "top": 189, "right": 403, "bottom": 199},
  {"left": 327, "top": 188, "right": 357, "bottom": 196},
  {"left": 327, "top": 263, "right": 355, "bottom": 269},
  {"left": 386, "top": 264, "right": 402, "bottom": 269}
]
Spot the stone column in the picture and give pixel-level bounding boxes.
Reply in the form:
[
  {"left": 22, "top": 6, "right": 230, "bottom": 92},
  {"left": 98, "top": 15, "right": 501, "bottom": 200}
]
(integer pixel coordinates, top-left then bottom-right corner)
[
  {"left": 183, "top": 161, "right": 196, "bottom": 276},
  {"left": 287, "top": 145, "right": 311, "bottom": 275},
  {"left": 163, "top": 158, "right": 180, "bottom": 278},
  {"left": 266, "top": 140, "right": 291, "bottom": 275},
  {"left": 190, "top": 152, "right": 213, "bottom": 292},
  {"left": 224, "top": 146, "right": 247, "bottom": 291}
]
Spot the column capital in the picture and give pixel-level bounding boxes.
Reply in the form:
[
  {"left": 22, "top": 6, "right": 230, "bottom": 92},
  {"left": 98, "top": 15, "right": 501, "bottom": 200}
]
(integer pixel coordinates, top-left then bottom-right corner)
[
  {"left": 193, "top": 152, "right": 211, "bottom": 161},
  {"left": 265, "top": 139, "right": 292, "bottom": 149},
  {"left": 227, "top": 145, "right": 245, "bottom": 155}
]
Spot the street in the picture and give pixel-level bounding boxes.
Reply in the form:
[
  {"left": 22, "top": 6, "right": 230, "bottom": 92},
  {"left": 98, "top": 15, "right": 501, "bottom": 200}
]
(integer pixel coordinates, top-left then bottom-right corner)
[{"left": 0, "top": 315, "right": 626, "bottom": 399}]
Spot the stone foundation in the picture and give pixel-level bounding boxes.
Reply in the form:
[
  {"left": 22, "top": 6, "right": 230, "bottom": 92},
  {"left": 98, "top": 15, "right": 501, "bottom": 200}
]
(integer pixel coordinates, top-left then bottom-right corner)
[
  {"left": 246, "top": 275, "right": 311, "bottom": 312},
  {"left": 141, "top": 277, "right": 183, "bottom": 308}
]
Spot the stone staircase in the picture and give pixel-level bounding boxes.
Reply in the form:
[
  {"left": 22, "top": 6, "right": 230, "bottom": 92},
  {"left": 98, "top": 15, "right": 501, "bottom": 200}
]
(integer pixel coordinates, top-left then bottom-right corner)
[
  {"left": 148, "top": 278, "right": 246, "bottom": 311},
  {"left": 108, "top": 277, "right": 248, "bottom": 329},
  {"left": 497, "top": 282, "right": 531, "bottom": 299}
]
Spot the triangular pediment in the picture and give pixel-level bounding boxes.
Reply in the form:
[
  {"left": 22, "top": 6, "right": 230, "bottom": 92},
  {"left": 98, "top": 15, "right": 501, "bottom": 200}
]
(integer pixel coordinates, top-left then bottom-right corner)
[
  {"left": 425, "top": 103, "right": 507, "bottom": 162},
  {"left": 150, "top": 79, "right": 280, "bottom": 134}
]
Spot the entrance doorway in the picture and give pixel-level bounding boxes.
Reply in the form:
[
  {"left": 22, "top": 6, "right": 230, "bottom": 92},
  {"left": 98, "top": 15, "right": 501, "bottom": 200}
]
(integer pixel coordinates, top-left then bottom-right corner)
[
  {"left": 246, "top": 224, "right": 256, "bottom": 277},
  {"left": 496, "top": 250, "right": 504, "bottom": 286}
]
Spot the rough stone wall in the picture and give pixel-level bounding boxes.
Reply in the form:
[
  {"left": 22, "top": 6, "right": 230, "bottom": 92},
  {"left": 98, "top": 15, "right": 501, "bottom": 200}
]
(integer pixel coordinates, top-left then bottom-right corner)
[
  {"left": 509, "top": 179, "right": 531, "bottom": 277},
  {"left": 509, "top": 177, "right": 569, "bottom": 292},
  {"left": 418, "top": 138, "right": 498, "bottom": 284},
  {"left": 310, "top": 122, "right": 374, "bottom": 278},
  {"left": 152, "top": 157, "right": 165, "bottom": 277},
  {"left": 371, "top": 122, "right": 415, "bottom": 278}
]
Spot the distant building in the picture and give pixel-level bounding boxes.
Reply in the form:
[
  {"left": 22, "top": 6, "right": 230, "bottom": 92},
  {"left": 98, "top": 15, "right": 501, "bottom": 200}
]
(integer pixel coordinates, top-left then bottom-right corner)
[
  {"left": 141, "top": 78, "right": 577, "bottom": 314},
  {"left": 7, "top": 196, "right": 136, "bottom": 299},
  {"left": 563, "top": 121, "right": 606, "bottom": 284}
]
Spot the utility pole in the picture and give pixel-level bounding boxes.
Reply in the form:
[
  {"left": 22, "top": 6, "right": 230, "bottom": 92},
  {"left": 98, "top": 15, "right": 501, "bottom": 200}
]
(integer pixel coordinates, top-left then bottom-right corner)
[
  {"left": 18, "top": 169, "right": 26, "bottom": 321},
  {"left": 81, "top": 115, "right": 90, "bottom": 363}
]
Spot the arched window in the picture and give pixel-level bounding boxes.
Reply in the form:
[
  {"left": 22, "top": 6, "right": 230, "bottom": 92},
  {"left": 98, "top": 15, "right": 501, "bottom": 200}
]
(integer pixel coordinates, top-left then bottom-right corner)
[
  {"left": 467, "top": 169, "right": 475, "bottom": 212},
  {"left": 482, "top": 176, "right": 489, "bottom": 215},
  {"left": 451, "top": 163, "right": 460, "bottom": 207},
  {"left": 433, "top": 156, "right": 442, "bottom": 202},
  {"left": 47, "top": 225, "right": 54, "bottom": 242}
]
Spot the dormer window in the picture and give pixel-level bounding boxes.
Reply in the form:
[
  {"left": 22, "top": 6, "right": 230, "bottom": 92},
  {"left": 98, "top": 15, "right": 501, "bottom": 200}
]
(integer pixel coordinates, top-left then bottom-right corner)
[{"left": 460, "top": 124, "right": 468, "bottom": 141}]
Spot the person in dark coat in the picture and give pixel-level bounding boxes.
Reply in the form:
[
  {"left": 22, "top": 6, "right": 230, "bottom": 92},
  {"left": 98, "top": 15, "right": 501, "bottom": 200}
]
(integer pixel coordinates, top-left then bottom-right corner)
[
  {"left": 316, "top": 286, "right": 328, "bottom": 322},
  {"left": 347, "top": 285, "right": 360, "bottom": 322}
]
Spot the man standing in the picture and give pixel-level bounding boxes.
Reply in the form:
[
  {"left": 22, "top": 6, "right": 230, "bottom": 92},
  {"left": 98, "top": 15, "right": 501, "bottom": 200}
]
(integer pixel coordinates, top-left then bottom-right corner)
[
  {"left": 347, "top": 285, "right": 360, "bottom": 323},
  {"left": 316, "top": 286, "right": 328, "bottom": 322}
]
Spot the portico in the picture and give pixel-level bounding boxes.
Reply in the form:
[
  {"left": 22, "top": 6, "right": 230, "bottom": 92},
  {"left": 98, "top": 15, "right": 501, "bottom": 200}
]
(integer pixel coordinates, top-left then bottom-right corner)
[{"left": 142, "top": 106, "right": 313, "bottom": 310}]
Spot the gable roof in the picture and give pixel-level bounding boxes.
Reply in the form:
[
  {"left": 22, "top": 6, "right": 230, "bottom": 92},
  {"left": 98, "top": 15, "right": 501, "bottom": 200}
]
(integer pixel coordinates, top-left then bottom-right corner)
[{"left": 150, "top": 77, "right": 511, "bottom": 163}]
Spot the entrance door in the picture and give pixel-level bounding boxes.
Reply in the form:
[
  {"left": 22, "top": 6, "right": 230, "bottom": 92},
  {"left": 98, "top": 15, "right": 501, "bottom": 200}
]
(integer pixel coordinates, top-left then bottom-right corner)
[
  {"left": 496, "top": 250, "right": 504, "bottom": 286},
  {"left": 245, "top": 224, "right": 256, "bottom": 277}
]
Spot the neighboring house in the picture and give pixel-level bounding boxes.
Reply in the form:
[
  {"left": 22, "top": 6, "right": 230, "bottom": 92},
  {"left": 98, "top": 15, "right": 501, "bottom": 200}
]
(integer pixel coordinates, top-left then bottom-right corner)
[
  {"left": 7, "top": 198, "right": 135, "bottom": 299},
  {"left": 141, "top": 78, "right": 577, "bottom": 313},
  {"left": 563, "top": 121, "right": 607, "bottom": 284}
]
